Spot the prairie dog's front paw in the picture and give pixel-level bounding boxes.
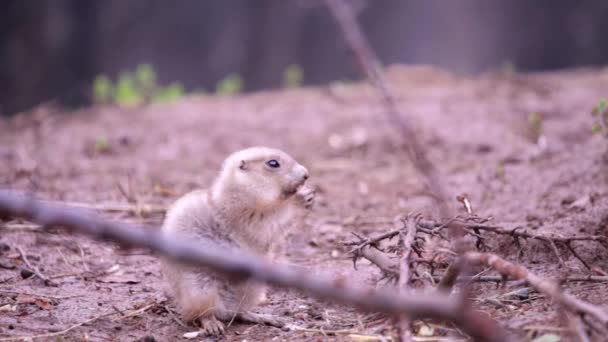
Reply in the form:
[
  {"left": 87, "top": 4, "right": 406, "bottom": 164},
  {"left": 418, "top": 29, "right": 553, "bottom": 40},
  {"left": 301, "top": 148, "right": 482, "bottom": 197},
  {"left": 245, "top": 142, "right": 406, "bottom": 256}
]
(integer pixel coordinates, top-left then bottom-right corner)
[
  {"left": 198, "top": 315, "right": 225, "bottom": 336},
  {"left": 296, "top": 184, "right": 315, "bottom": 209}
]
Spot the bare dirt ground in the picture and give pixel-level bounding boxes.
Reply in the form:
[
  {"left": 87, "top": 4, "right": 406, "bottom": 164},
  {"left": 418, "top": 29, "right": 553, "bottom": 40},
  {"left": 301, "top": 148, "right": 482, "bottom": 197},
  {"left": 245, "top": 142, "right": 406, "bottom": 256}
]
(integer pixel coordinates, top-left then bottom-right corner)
[{"left": 1, "top": 65, "right": 608, "bottom": 341}]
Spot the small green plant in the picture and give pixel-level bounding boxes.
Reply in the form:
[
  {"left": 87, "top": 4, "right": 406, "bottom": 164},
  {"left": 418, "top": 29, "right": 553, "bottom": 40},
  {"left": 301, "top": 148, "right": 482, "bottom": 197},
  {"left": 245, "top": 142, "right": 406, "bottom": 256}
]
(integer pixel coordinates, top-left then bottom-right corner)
[
  {"left": 501, "top": 61, "right": 517, "bottom": 75},
  {"left": 591, "top": 98, "right": 608, "bottom": 137},
  {"left": 527, "top": 112, "right": 543, "bottom": 143},
  {"left": 154, "top": 82, "right": 184, "bottom": 103},
  {"left": 115, "top": 71, "right": 142, "bottom": 106},
  {"left": 94, "top": 135, "right": 110, "bottom": 153},
  {"left": 283, "top": 64, "right": 303, "bottom": 88},
  {"left": 216, "top": 74, "right": 243, "bottom": 95},
  {"left": 93, "top": 75, "right": 112, "bottom": 103},
  {"left": 134, "top": 63, "right": 157, "bottom": 95},
  {"left": 92, "top": 63, "right": 184, "bottom": 107}
]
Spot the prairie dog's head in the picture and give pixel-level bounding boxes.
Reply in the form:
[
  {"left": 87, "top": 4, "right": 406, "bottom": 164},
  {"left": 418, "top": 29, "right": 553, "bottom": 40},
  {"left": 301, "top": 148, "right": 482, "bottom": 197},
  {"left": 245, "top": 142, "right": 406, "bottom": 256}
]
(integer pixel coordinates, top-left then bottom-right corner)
[{"left": 212, "top": 147, "right": 309, "bottom": 209}]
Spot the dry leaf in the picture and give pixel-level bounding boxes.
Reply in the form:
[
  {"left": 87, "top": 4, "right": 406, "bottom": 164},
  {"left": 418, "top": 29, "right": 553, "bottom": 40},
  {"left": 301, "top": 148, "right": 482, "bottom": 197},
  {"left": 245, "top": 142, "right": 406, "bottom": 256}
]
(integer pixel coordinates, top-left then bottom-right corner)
[
  {"left": 16, "top": 294, "right": 36, "bottom": 304},
  {"left": 35, "top": 298, "right": 54, "bottom": 310}
]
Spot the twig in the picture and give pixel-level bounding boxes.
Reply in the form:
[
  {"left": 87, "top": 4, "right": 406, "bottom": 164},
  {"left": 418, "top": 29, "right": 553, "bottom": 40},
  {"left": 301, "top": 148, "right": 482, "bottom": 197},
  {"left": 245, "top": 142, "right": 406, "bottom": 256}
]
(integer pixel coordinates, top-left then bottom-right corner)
[
  {"left": 463, "top": 222, "right": 606, "bottom": 244},
  {"left": 0, "top": 190, "right": 509, "bottom": 342},
  {"left": 293, "top": 327, "right": 356, "bottom": 335},
  {"left": 1, "top": 223, "right": 43, "bottom": 231},
  {"left": 399, "top": 216, "right": 418, "bottom": 291},
  {"left": 16, "top": 246, "right": 56, "bottom": 286},
  {"left": 398, "top": 216, "right": 418, "bottom": 342},
  {"left": 437, "top": 258, "right": 465, "bottom": 293},
  {"left": 164, "top": 305, "right": 188, "bottom": 328},
  {"left": 114, "top": 303, "right": 156, "bottom": 321},
  {"left": 408, "top": 218, "right": 605, "bottom": 270},
  {"left": 462, "top": 222, "right": 605, "bottom": 270},
  {"left": 0, "top": 310, "right": 114, "bottom": 341},
  {"left": 548, "top": 240, "right": 566, "bottom": 269},
  {"left": 360, "top": 246, "right": 399, "bottom": 277},
  {"left": 0, "top": 289, "right": 83, "bottom": 300},
  {"left": 343, "top": 220, "right": 441, "bottom": 256},
  {"left": 425, "top": 275, "right": 608, "bottom": 284},
  {"left": 76, "top": 241, "right": 90, "bottom": 272}
]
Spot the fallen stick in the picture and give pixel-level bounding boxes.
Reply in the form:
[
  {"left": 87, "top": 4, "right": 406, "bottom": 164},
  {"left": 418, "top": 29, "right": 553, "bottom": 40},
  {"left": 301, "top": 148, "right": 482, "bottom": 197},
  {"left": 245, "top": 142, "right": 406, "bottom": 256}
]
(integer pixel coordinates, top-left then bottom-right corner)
[
  {"left": 16, "top": 246, "right": 57, "bottom": 286},
  {"left": 0, "top": 190, "right": 510, "bottom": 342},
  {"left": 464, "top": 222, "right": 605, "bottom": 269},
  {"left": 53, "top": 200, "right": 167, "bottom": 214},
  {"left": 465, "top": 252, "right": 608, "bottom": 330}
]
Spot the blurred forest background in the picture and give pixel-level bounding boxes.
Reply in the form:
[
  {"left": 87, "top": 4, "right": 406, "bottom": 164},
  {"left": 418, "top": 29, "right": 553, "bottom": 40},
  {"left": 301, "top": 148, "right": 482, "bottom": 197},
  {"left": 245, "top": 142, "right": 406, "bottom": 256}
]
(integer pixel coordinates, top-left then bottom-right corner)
[{"left": 2, "top": 0, "right": 608, "bottom": 116}]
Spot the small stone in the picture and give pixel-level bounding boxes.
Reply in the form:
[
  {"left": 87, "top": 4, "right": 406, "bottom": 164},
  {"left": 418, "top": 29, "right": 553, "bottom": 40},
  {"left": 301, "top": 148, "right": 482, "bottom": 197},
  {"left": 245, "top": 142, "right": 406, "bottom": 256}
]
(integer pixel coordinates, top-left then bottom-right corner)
[
  {"left": 569, "top": 195, "right": 590, "bottom": 211},
  {"left": 20, "top": 268, "right": 35, "bottom": 279},
  {"left": 0, "top": 242, "right": 10, "bottom": 253},
  {"left": 561, "top": 195, "right": 576, "bottom": 206}
]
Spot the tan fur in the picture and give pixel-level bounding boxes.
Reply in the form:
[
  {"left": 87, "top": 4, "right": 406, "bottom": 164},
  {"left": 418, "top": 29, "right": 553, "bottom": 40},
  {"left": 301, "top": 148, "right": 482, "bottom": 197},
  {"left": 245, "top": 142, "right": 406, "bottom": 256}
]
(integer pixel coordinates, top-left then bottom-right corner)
[{"left": 161, "top": 147, "right": 311, "bottom": 334}]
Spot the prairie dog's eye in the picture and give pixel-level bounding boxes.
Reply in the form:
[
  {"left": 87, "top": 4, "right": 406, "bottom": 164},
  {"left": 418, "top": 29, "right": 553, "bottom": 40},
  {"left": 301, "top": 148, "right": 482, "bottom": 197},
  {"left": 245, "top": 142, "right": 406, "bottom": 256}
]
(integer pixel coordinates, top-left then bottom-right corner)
[{"left": 266, "top": 159, "right": 280, "bottom": 168}]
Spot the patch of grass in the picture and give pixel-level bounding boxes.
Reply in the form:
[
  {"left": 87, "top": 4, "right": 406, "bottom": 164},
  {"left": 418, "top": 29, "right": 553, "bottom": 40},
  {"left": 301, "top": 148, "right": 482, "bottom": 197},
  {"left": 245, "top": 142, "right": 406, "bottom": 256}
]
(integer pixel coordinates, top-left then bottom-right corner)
[
  {"left": 216, "top": 74, "right": 243, "bottom": 95},
  {"left": 591, "top": 98, "right": 608, "bottom": 137},
  {"left": 154, "top": 83, "right": 184, "bottom": 103},
  {"left": 92, "top": 63, "right": 184, "bottom": 107},
  {"left": 283, "top": 64, "right": 303, "bottom": 88}
]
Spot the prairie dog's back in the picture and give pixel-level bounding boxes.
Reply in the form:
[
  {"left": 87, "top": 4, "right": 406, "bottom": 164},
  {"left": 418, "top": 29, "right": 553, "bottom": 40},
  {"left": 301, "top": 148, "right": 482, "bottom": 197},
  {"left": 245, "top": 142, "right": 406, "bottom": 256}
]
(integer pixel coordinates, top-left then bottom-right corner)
[
  {"left": 162, "top": 190, "right": 209, "bottom": 236},
  {"left": 161, "top": 190, "right": 234, "bottom": 251}
]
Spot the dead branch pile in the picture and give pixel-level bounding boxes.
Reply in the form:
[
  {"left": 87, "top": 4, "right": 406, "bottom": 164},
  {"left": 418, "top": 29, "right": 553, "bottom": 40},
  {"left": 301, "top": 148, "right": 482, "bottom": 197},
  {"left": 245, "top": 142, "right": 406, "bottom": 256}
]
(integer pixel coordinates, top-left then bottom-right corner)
[{"left": 342, "top": 214, "right": 608, "bottom": 340}]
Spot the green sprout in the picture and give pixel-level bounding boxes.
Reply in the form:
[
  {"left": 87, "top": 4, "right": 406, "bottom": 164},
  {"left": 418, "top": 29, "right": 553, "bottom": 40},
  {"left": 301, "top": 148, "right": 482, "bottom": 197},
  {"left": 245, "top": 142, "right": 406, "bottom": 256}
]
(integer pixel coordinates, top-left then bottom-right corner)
[
  {"left": 94, "top": 135, "right": 110, "bottom": 153},
  {"left": 115, "top": 71, "right": 143, "bottom": 107},
  {"left": 135, "top": 63, "right": 157, "bottom": 96},
  {"left": 591, "top": 98, "right": 608, "bottom": 137},
  {"left": 528, "top": 112, "right": 543, "bottom": 143},
  {"left": 216, "top": 74, "right": 243, "bottom": 95},
  {"left": 154, "top": 82, "right": 184, "bottom": 103},
  {"left": 283, "top": 64, "right": 303, "bottom": 88},
  {"left": 93, "top": 75, "right": 112, "bottom": 104}
]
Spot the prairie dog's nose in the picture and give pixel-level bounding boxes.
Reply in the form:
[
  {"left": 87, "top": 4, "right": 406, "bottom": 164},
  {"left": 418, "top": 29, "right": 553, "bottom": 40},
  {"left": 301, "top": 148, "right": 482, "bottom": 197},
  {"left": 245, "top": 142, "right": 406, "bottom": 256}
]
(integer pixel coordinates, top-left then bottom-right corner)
[
  {"left": 296, "top": 164, "right": 309, "bottom": 181},
  {"left": 301, "top": 166, "right": 309, "bottom": 180}
]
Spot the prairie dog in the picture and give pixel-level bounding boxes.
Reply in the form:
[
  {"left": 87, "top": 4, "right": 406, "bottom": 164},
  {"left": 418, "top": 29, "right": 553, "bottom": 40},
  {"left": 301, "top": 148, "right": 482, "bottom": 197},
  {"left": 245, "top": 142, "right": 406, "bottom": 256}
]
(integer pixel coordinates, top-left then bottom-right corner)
[{"left": 161, "top": 147, "right": 313, "bottom": 335}]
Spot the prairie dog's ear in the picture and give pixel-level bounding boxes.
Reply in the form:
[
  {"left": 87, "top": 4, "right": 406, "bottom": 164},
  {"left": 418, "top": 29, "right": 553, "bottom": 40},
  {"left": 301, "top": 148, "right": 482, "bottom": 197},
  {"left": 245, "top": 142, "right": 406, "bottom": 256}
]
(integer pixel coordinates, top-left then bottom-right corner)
[{"left": 239, "top": 160, "right": 247, "bottom": 170}]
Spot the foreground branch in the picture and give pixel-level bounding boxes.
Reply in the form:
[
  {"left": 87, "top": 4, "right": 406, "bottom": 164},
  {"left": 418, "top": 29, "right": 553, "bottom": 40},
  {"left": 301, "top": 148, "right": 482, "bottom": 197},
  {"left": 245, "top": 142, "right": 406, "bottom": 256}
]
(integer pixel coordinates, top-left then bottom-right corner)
[{"left": 0, "top": 190, "right": 509, "bottom": 342}]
